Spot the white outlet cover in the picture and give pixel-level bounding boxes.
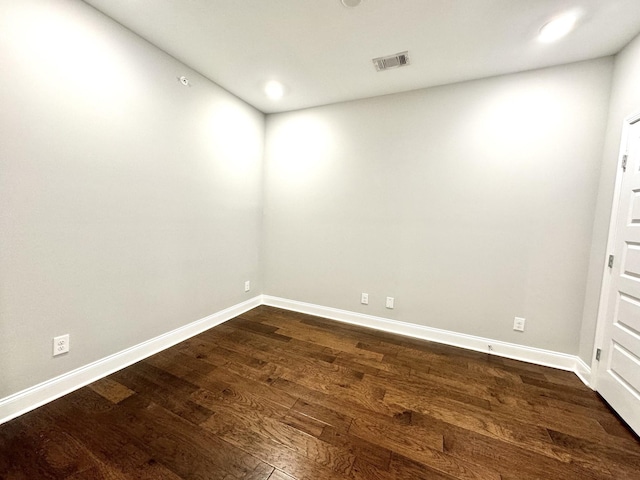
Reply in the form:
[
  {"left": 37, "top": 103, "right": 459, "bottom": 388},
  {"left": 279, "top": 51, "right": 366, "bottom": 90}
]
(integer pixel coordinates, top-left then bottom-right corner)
[
  {"left": 386, "top": 297, "right": 395, "bottom": 309},
  {"left": 513, "top": 317, "right": 526, "bottom": 332},
  {"left": 245, "top": 280, "right": 251, "bottom": 292},
  {"left": 361, "top": 293, "right": 369, "bottom": 305},
  {"left": 53, "top": 334, "right": 70, "bottom": 356}
]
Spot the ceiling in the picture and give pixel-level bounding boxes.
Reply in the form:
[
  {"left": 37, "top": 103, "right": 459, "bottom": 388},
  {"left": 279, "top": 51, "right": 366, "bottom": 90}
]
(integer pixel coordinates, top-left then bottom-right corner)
[{"left": 82, "top": 0, "right": 640, "bottom": 114}]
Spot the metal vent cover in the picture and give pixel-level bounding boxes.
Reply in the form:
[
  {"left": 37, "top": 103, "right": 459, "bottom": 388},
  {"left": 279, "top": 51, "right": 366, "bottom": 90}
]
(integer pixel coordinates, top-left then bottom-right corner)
[{"left": 372, "top": 51, "right": 410, "bottom": 71}]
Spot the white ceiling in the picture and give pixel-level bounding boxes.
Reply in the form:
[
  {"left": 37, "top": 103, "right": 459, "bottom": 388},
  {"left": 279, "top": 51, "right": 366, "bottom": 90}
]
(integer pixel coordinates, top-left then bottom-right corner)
[{"left": 82, "top": 0, "right": 640, "bottom": 114}]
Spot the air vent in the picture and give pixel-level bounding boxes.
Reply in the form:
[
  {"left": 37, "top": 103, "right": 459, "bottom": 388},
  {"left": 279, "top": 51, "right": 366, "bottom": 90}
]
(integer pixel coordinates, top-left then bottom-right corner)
[{"left": 372, "top": 51, "right": 410, "bottom": 71}]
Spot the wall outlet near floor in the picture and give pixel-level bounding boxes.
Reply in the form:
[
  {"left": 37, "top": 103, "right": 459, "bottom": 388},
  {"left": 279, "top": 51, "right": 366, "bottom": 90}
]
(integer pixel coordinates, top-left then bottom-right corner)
[
  {"left": 513, "top": 317, "right": 525, "bottom": 332},
  {"left": 386, "top": 297, "right": 395, "bottom": 309},
  {"left": 245, "top": 280, "right": 251, "bottom": 292},
  {"left": 53, "top": 334, "right": 70, "bottom": 356},
  {"left": 361, "top": 293, "right": 369, "bottom": 305}
]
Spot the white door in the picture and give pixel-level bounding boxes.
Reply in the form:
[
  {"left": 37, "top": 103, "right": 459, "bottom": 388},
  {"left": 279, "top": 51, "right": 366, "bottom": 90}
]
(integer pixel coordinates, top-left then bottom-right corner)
[{"left": 596, "top": 118, "right": 640, "bottom": 436}]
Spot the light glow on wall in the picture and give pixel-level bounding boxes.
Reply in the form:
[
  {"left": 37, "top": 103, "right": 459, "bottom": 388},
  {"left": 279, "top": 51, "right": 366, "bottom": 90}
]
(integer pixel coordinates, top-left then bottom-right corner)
[
  {"left": 205, "top": 101, "right": 263, "bottom": 178},
  {"left": 267, "top": 115, "right": 335, "bottom": 185},
  {"left": 3, "top": 3, "right": 134, "bottom": 112},
  {"left": 470, "top": 86, "right": 562, "bottom": 156}
]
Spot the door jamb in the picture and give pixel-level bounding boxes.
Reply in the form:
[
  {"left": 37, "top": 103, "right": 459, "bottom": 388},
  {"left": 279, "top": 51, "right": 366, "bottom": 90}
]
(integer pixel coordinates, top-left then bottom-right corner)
[{"left": 591, "top": 111, "right": 640, "bottom": 389}]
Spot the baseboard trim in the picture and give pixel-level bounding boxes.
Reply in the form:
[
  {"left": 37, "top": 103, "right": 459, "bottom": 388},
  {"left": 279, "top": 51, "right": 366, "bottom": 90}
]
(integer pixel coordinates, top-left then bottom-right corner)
[
  {"left": 574, "top": 357, "right": 593, "bottom": 389},
  {"left": 0, "top": 296, "right": 262, "bottom": 425},
  {"left": 0, "top": 293, "right": 594, "bottom": 425},
  {"left": 262, "top": 295, "right": 589, "bottom": 383}
]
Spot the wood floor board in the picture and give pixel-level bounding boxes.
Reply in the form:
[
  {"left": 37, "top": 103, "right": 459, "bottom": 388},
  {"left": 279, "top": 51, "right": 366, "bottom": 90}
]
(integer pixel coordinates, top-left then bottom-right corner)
[
  {"left": 443, "top": 422, "right": 614, "bottom": 480},
  {"left": 290, "top": 399, "right": 353, "bottom": 433},
  {"left": 491, "top": 399, "right": 613, "bottom": 443},
  {"left": 110, "top": 365, "right": 214, "bottom": 426},
  {"left": 266, "top": 470, "right": 295, "bottom": 480},
  {"left": 371, "top": 372, "right": 493, "bottom": 410},
  {"left": 205, "top": 417, "right": 350, "bottom": 480},
  {"left": 0, "top": 414, "right": 95, "bottom": 479},
  {"left": 193, "top": 382, "right": 356, "bottom": 476},
  {"left": 225, "top": 317, "right": 293, "bottom": 343},
  {"left": 333, "top": 351, "right": 412, "bottom": 378},
  {"left": 87, "top": 377, "right": 136, "bottom": 405},
  {"left": 345, "top": 417, "right": 501, "bottom": 480},
  {"left": 201, "top": 364, "right": 298, "bottom": 409},
  {"left": 353, "top": 340, "right": 404, "bottom": 357},
  {"left": 382, "top": 383, "right": 588, "bottom": 462},
  {"left": 505, "top": 378, "right": 607, "bottom": 410},
  {"left": 269, "top": 377, "right": 405, "bottom": 433},
  {"left": 214, "top": 331, "right": 361, "bottom": 388},
  {"left": 465, "top": 361, "right": 524, "bottom": 384},
  {"left": 37, "top": 394, "right": 184, "bottom": 480},
  {"left": 547, "top": 428, "right": 640, "bottom": 477},
  {"left": 1, "top": 305, "right": 638, "bottom": 479},
  {"left": 318, "top": 426, "right": 392, "bottom": 471},
  {"left": 597, "top": 411, "right": 640, "bottom": 443},
  {"left": 387, "top": 453, "right": 460, "bottom": 480},
  {"left": 113, "top": 395, "right": 269, "bottom": 480},
  {"left": 142, "top": 349, "right": 219, "bottom": 385},
  {"left": 280, "top": 410, "right": 326, "bottom": 438},
  {"left": 262, "top": 320, "right": 383, "bottom": 361},
  {"left": 220, "top": 329, "right": 334, "bottom": 366}
]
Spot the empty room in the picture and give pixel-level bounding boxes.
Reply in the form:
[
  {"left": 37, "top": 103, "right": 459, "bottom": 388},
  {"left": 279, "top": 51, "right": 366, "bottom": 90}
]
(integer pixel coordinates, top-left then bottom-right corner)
[{"left": 2, "top": 0, "right": 640, "bottom": 478}]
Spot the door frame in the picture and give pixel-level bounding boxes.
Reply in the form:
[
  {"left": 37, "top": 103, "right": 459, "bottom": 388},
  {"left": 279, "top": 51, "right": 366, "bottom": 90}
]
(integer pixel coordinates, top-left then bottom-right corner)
[{"left": 591, "top": 110, "right": 640, "bottom": 389}]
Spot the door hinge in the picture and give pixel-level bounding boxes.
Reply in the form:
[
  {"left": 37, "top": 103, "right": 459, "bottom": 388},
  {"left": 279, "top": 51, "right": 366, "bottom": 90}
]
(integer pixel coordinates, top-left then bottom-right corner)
[
  {"left": 622, "top": 155, "right": 628, "bottom": 171},
  {"left": 608, "top": 254, "right": 614, "bottom": 268},
  {"left": 596, "top": 348, "right": 602, "bottom": 361}
]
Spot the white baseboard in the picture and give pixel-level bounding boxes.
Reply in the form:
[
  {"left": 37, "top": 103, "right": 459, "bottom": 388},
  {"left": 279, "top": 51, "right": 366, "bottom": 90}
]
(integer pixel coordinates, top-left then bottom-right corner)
[
  {"left": 0, "top": 293, "right": 595, "bottom": 425},
  {"left": 262, "top": 295, "right": 592, "bottom": 386},
  {"left": 0, "top": 296, "right": 262, "bottom": 425},
  {"left": 574, "top": 357, "right": 593, "bottom": 389}
]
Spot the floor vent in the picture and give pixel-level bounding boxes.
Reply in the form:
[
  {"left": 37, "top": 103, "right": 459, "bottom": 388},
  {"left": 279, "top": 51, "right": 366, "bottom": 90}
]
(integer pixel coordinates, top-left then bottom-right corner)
[{"left": 372, "top": 51, "right": 410, "bottom": 71}]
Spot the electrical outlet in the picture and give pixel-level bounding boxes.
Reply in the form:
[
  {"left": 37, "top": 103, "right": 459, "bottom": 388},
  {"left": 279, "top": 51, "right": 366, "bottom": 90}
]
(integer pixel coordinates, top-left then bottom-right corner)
[
  {"left": 513, "top": 317, "right": 525, "bottom": 332},
  {"left": 361, "top": 293, "right": 369, "bottom": 305},
  {"left": 244, "top": 280, "right": 251, "bottom": 292},
  {"left": 53, "top": 334, "right": 70, "bottom": 356},
  {"left": 386, "top": 297, "right": 394, "bottom": 309}
]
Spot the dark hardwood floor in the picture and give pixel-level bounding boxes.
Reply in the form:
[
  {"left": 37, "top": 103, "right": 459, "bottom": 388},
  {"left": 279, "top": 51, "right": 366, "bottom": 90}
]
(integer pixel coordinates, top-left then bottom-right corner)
[{"left": 1, "top": 305, "right": 639, "bottom": 479}]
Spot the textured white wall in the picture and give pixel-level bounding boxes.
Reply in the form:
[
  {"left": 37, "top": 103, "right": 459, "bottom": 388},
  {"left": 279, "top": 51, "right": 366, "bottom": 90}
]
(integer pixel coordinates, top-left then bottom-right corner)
[
  {"left": 0, "top": 0, "right": 264, "bottom": 398},
  {"left": 264, "top": 58, "right": 613, "bottom": 355},
  {"left": 579, "top": 33, "right": 640, "bottom": 363}
]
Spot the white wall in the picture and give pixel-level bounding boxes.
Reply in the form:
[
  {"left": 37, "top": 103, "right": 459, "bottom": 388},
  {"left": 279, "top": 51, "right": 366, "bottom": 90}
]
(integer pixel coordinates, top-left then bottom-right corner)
[
  {"left": 0, "top": 0, "right": 264, "bottom": 398},
  {"left": 0, "top": 0, "right": 628, "bottom": 405},
  {"left": 579, "top": 33, "right": 640, "bottom": 363},
  {"left": 264, "top": 58, "right": 613, "bottom": 355}
]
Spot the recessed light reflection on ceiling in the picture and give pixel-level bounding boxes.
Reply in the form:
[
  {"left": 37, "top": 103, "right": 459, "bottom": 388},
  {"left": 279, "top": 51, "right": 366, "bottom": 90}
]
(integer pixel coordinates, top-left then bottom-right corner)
[
  {"left": 538, "top": 12, "right": 577, "bottom": 43},
  {"left": 341, "top": 0, "right": 362, "bottom": 7},
  {"left": 264, "top": 80, "right": 284, "bottom": 100}
]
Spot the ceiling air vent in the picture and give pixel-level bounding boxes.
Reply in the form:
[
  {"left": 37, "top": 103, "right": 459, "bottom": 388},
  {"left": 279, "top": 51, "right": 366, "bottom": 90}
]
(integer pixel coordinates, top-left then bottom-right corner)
[{"left": 372, "top": 51, "right": 410, "bottom": 72}]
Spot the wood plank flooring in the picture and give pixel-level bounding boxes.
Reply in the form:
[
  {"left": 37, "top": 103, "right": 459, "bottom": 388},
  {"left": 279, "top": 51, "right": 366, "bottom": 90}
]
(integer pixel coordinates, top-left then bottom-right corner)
[{"left": 1, "top": 305, "right": 639, "bottom": 479}]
